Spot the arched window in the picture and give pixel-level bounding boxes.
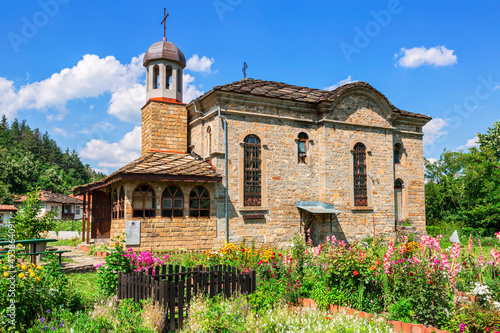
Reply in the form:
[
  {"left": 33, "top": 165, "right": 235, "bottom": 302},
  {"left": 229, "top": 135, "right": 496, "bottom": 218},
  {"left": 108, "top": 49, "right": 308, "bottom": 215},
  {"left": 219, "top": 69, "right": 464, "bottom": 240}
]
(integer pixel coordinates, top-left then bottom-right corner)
[
  {"left": 394, "top": 143, "right": 402, "bottom": 164},
  {"left": 166, "top": 65, "right": 172, "bottom": 89},
  {"left": 353, "top": 143, "right": 368, "bottom": 206},
  {"left": 177, "top": 68, "right": 182, "bottom": 92},
  {"left": 207, "top": 127, "right": 212, "bottom": 155},
  {"left": 118, "top": 187, "right": 125, "bottom": 219},
  {"left": 297, "top": 132, "right": 309, "bottom": 164},
  {"left": 162, "top": 186, "right": 184, "bottom": 217},
  {"left": 243, "top": 135, "right": 262, "bottom": 206},
  {"left": 132, "top": 185, "right": 156, "bottom": 218},
  {"left": 189, "top": 186, "right": 210, "bottom": 217},
  {"left": 394, "top": 179, "right": 404, "bottom": 222},
  {"left": 153, "top": 65, "right": 160, "bottom": 90},
  {"left": 111, "top": 189, "right": 118, "bottom": 219}
]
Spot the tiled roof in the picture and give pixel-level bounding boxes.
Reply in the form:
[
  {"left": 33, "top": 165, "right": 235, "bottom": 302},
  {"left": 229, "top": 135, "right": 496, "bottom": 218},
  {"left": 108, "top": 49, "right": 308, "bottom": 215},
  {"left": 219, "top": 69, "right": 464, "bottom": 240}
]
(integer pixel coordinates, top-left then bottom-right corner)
[
  {"left": 0, "top": 205, "right": 17, "bottom": 211},
  {"left": 14, "top": 190, "right": 83, "bottom": 205},
  {"left": 211, "top": 79, "right": 431, "bottom": 120},
  {"left": 73, "top": 152, "right": 221, "bottom": 194}
]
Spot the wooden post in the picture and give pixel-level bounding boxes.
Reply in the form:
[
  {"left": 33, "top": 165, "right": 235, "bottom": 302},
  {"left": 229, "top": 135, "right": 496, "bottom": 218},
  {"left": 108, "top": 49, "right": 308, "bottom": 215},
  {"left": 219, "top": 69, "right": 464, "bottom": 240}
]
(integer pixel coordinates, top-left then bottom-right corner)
[
  {"left": 86, "top": 192, "right": 91, "bottom": 242},
  {"left": 82, "top": 193, "right": 86, "bottom": 242}
]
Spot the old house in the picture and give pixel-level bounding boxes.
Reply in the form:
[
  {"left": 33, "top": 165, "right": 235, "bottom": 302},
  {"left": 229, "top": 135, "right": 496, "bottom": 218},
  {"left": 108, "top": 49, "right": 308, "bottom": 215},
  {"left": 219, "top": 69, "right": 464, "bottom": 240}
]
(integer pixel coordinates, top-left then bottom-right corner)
[
  {"left": 0, "top": 205, "right": 17, "bottom": 225},
  {"left": 74, "top": 35, "right": 431, "bottom": 250},
  {"left": 15, "top": 189, "right": 84, "bottom": 221}
]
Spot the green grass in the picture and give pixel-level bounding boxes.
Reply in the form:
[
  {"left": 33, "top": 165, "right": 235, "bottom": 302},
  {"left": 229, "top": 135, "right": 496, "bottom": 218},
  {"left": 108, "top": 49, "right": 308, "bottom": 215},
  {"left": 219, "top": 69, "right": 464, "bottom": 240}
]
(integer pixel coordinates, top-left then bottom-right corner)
[
  {"left": 52, "top": 239, "right": 79, "bottom": 246},
  {"left": 67, "top": 272, "right": 101, "bottom": 307}
]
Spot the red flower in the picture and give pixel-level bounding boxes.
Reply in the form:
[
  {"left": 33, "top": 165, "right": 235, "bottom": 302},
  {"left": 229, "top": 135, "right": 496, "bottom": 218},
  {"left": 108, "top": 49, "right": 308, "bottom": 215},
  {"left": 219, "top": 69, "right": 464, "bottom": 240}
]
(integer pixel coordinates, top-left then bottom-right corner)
[
  {"left": 409, "top": 272, "right": 414, "bottom": 276},
  {"left": 370, "top": 266, "right": 376, "bottom": 271},
  {"left": 353, "top": 271, "right": 359, "bottom": 276},
  {"left": 241, "top": 248, "right": 245, "bottom": 253}
]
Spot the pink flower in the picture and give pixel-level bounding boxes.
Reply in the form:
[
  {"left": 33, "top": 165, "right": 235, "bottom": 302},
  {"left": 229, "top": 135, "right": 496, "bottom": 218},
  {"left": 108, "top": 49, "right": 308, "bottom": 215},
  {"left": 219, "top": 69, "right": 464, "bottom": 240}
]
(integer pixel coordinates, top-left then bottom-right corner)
[
  {"left": 468, "top": 235, "right": 473, "bottom": 256},
  {"left": 495, "top": 231, "right": 500, "bottom": 242}
]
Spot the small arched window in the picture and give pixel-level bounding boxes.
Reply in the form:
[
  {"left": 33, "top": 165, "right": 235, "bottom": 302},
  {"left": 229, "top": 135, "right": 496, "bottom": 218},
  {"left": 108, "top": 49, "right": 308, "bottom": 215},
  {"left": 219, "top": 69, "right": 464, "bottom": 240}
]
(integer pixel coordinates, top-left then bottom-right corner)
[
  {"left": 207, "top": 127, "right": 212, "bottom": 155},
  {"left": 118, "top": 187, "right": 125, "bottom": 219},
  {"left": 298, "top": 132, "right": 309, "bottom": 164},
  {"left": 189, "top": 186, "right": 210, "bottom": 217},
  {"left": 353, "top": 143, "right": 368, "bottom": 207},
  {"left": 394, "top": 143, "right": 402, "bottom": 164},
  {"left": 243, "top": 135, "right": 262, "bottom": 207},
  {"left": 132, "top": 185, "right": 156, "bottom": 218},
  {"left": 394, "top": 179, "right": 404, "bottom": 222},
  {"left": 166, "top": 65, "right": 172, "bottom": 89},
  {"left": 111, "top": 189, "right": 118, "bottom": 219},
  {"left": 153, "top": 65, "right": 160, "bottom": 90},
  {"left": 162, "top": 186, "right": 184, "bottom": 217}
]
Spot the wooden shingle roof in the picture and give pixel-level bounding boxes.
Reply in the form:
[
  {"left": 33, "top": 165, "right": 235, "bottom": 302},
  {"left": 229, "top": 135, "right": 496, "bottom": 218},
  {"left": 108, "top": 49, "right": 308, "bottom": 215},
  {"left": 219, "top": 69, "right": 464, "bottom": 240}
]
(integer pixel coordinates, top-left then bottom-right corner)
[{"left": 73, "top": 152, "right": 221, "bottom": 195}]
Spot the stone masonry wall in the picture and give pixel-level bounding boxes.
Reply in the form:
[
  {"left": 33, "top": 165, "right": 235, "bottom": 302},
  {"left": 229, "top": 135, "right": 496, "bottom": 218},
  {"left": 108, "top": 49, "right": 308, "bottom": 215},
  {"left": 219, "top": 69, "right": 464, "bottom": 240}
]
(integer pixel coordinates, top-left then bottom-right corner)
[
  {"left": 189, "top": 93, "right": 427, "bottom": 247},
  {"left": 142, "top": 100, "right": 188, "bottom": 155},
  {"left": 107, "top": 180, "right": 220, "bottom": 251}
]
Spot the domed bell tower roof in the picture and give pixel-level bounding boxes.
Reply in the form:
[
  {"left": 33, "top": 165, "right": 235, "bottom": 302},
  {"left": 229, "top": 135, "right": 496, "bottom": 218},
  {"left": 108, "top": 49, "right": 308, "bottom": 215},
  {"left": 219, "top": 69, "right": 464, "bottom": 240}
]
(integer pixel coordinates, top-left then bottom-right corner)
[{"left": 143, "top": 38, "right": 186, "bottom": 68}]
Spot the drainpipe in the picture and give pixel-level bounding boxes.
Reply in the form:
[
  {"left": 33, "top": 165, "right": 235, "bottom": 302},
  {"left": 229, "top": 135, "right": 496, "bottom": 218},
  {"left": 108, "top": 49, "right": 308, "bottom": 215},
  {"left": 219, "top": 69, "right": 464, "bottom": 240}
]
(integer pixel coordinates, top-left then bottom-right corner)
[{"left": 218, "top": 106, "right": 229, "bottom": 243}]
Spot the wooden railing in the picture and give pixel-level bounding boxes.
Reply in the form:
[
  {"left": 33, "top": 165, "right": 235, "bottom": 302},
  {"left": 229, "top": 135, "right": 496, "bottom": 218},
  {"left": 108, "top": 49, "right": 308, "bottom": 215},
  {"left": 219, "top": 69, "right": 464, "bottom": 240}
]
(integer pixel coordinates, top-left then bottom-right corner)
[{"left": 117, "top": 264, "right": 256, "bottom": 331}]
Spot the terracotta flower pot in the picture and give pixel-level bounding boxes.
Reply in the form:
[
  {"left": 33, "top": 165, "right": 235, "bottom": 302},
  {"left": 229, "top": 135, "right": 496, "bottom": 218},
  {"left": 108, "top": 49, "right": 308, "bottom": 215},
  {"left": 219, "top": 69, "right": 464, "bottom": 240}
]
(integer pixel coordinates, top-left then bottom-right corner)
[
  {"left": 412, "top": 324, "right": 425, "bottom": 333},
  {"left": 329, "top": 304, "right": 338, "bottom": 314},
  {"left": 389, "top": 321, "right": 402, "bottom": 332},
  {"left": 401, "top": 322, "right": 412, "bottom": 333},
  {"left": 297, "top": 297, "right": 304, "bottom": 306}
]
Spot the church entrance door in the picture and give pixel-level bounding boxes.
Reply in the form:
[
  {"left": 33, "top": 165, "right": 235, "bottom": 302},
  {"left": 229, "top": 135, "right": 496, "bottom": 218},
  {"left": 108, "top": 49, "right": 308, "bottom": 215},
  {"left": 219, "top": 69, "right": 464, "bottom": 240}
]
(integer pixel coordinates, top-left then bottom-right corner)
[{"left": 92, "top": 190, "right": 111, "bottom": 239}]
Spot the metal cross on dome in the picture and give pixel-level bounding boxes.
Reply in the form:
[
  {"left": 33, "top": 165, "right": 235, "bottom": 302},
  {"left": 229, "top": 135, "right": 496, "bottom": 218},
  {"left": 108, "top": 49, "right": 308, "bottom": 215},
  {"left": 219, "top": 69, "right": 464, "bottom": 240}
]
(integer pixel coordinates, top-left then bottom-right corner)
[{"left": 161, "top": 8, "right": 169, "bottom": 39}]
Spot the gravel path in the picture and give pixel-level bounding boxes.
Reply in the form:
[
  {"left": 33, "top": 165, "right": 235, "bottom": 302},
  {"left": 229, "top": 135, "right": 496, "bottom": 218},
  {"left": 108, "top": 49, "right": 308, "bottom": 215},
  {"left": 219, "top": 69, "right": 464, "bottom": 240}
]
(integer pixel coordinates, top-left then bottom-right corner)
[{"left": 46, "top": 245, "right": 105, "bottom": 270}]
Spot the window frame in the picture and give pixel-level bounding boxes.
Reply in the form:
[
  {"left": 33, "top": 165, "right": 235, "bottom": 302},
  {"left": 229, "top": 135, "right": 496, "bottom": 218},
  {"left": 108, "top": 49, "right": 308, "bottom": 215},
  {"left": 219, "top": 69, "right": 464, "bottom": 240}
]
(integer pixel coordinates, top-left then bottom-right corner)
[
  {"left": 118, "top": 187, "right": 125, "bottom": 219},
  {"left": 394, "top": 143, "right": 402, "bottom": 165},
  {"left": 243, "top": 135, "right": 262, "bottom": 207},
  {"left": 297, "top": 132, "right": 309, "bottom": 164},
  {"left": 189, "top": 186, "right": 210, "bottom": 218},
  {"left": 162, "top": 186, "right": 184, "bottom": 218},
  {"left": 353, "top": 143, "right": 368, "bottom": 207},
  {"left": 132, "top": 184, "right": 156, "bottom": 218},
  {"left": 111, "top": 189, "right": 118, "bottom": 219},
  {"left": 207, "top": 126, "right": 212, "bottom": 155}
]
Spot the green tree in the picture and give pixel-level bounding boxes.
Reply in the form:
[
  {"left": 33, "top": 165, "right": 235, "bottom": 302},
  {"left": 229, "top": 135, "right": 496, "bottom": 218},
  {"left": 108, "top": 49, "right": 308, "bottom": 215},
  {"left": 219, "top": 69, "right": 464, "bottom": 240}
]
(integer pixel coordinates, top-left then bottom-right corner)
[{"left": 11, "top": 188, "right": 57, "bottom": 239}]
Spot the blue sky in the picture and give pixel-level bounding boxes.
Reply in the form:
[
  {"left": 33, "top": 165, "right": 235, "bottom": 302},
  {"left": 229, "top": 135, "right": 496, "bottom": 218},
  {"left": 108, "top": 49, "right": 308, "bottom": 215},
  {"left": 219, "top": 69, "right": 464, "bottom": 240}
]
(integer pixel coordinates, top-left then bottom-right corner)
[{"left": 1, "top": 0, "right": 499, "bottom": 173}]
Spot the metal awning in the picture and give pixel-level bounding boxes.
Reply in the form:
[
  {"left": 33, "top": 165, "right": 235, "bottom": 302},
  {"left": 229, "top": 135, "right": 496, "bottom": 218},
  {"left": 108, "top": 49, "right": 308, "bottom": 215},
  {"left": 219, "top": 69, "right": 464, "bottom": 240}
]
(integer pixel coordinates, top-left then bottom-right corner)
[{"left": 296, "top": 201, "right": 342, "bottom": 214}]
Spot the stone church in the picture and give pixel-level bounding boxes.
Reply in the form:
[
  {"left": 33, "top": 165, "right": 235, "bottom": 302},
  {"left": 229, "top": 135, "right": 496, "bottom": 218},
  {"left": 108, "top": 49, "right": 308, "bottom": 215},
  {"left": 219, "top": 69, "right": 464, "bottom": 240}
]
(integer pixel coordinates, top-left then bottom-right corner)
[{"left": 73, "top": 35, "right": 431, "bottom": 250}]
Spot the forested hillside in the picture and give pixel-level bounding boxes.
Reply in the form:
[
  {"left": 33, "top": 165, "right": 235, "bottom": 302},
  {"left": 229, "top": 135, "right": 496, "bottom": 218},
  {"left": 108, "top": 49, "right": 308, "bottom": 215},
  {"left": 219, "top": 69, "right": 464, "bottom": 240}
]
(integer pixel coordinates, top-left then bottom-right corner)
[
  {"left": 425, "top": 120, "right": 500, "bottom": 230},
  {"left": 0, "top": 115, "right": 106, "bottom": 203}
]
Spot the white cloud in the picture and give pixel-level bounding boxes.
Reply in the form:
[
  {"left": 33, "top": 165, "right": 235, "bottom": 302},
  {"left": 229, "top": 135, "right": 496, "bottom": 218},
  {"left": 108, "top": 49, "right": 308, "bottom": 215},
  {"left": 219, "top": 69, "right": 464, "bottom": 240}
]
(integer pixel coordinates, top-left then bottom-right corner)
[
  {"left": 426, "top": 157, "right": 438, "bottom": 164},
  {"left": 108, "top": 83, "right": 146, "bottom": 123},
  {"left": 52, "top": 127, "right": 72, "bottom": 138},
  {"left": 0, "top": 53, "right": 214, "bottom": 123},
  {"left": 395, "top": 46, "right": 457, "bottom": 68},
  {"left": 183, "top": 73, "right": 204, "bottom": 103},
  {"left": 80, "top": 126, "right": 141, "bottom": 170},
  {"left": 457, "top": 136, "right": 479, "bottom": 150},
  {"left": 80, "top": 121, "right": 115, "bottom": 134},
  {"left": 0, "top": 54, "right": 144, "bottom": 120},
  {"left": 423, "top": 118, "right": 449, "bottom": 146},
  {"left": 186, "top": 54, "right": 214, "bottom": 73},
  {"left": 324, "top": 75, "right": 357, "bottom": 91},
  {"left": 92, "top": 167, "right": 110, "bottom": 175}
]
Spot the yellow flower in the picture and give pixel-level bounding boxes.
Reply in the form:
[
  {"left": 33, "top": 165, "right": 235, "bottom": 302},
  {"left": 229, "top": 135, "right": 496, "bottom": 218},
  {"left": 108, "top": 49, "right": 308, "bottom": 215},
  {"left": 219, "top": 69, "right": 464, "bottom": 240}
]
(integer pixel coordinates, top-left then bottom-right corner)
[
  {"left": 16, "top": 264, "right": 20, "bottom": 268},
  {"left": 28, "top": 269, "right": 34, "bottom": 274},
  {"left": 31, "top": 263, "right": 36, "bottom": 268},
  {"left": 30, "top": 272, "right": 35, "bottom": 278},
  {"left": 3, "top": 272, "right": 9, "bottom": 278},
  {"left": 2, "top": 266, "right": 6, "bottom": 270},
  {"left": 18, "top": 273, "right": 25, "bottom": 279},
  {"left": 21, "top": 264, "right": 28, "bottom": 271},
  {"left": 35, "top": 277, "right": 40, "bottom": 282},
  {"left": 36, "top": 265, "right": 42, "bottom": 270},
  {"left": 17, "top": 244, "right": 23, "bottom": 249}
]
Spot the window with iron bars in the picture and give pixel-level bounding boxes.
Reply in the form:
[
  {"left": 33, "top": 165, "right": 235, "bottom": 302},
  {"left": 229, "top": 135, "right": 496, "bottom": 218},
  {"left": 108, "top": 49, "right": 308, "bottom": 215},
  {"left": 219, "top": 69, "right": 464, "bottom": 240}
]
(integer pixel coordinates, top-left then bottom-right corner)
[
  {"left": 353, "top": 143, "right": 368, "bottom": 206},
  {"left": 243, "top": 135, "right": 262, "bottom": 206}
]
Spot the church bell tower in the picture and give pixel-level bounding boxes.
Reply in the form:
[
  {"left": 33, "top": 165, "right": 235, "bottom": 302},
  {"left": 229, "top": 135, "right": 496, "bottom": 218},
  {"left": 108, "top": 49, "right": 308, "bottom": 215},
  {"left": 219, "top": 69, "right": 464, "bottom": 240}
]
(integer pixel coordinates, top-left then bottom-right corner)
[{"left": 141, "top": 12, "right": 188, "bottom": 155}]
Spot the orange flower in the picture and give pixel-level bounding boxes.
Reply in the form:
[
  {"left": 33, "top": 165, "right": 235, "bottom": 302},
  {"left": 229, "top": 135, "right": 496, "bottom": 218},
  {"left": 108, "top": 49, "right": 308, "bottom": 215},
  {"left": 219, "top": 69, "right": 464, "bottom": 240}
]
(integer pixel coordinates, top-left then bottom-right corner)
[
  {"left": 375, "top": 260, "right": 381, "bottom": 265},
  {"left": 370, "top": 265, "right": 376, "bottom": 271},
  {"left": 353, "top": 270, "right": 359, "bottom": 276}
]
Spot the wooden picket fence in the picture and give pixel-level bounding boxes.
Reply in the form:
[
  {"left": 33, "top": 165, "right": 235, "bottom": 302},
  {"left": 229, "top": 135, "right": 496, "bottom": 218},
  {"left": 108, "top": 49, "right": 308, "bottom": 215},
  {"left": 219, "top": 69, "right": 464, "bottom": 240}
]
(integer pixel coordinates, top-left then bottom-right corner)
[{"left": 117, "top": 264, "right": 256, "bottom": 331}]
